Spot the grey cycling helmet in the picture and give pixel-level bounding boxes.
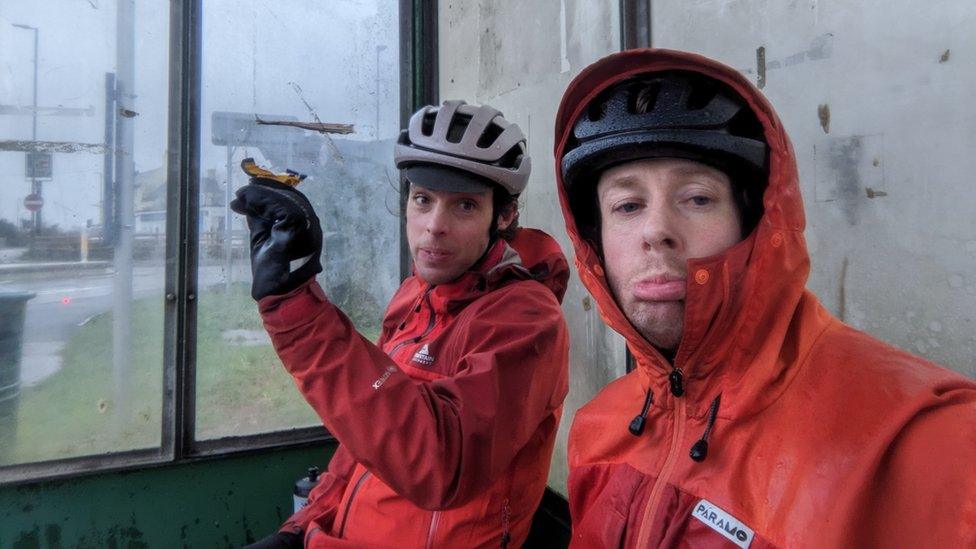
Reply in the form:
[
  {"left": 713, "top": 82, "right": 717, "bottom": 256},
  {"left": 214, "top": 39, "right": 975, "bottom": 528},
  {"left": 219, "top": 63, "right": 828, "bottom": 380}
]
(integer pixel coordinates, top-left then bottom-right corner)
[{"left": 395, "top": 100, "right": 531, "bottom": 195}]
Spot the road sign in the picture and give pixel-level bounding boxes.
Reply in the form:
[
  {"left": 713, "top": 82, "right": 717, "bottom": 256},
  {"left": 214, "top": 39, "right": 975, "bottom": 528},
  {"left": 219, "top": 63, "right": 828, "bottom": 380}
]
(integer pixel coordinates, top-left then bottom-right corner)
[
  {"left": 25, "top": 152, "right": 53, "bottom": 180},
  {"left": 23, "top": 194, "right": 43, "bottom": 212}
]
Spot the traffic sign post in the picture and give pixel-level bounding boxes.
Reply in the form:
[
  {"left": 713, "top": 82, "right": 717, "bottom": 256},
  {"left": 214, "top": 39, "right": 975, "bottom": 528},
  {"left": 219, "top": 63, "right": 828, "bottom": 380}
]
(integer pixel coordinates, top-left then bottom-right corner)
[
  {"left": 23, "top": 194, "right": 43, "bottom": 212},
  {"left": 25, "top": 152, "right": 53, "bottom": 180}
]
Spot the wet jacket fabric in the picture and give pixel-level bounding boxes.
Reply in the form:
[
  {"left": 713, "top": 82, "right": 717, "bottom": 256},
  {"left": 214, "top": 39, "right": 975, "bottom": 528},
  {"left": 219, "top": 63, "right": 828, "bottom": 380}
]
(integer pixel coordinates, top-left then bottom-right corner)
[
  {"left": 554, "top": 49, "right": 976, "bottom": 548},
  {"left": 259, "top": 228, "right": 570, "bottom": 548}
]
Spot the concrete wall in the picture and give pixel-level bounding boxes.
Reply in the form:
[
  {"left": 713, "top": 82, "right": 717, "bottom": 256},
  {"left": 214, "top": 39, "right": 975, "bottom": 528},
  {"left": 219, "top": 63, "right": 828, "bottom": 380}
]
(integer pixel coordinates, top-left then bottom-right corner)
[
  {"left": 652, "top": 0, "right": 975, "bottom": 377},
  {"left": 438, "top": 1, "right": 623, "bottom": 494}
]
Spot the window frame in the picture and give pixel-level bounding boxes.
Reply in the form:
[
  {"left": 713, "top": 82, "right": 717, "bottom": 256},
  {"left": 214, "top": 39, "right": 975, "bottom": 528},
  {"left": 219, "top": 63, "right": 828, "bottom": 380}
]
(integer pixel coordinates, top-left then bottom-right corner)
[{"left": 0, "top": 0, "right": 438, "bottom": 487}]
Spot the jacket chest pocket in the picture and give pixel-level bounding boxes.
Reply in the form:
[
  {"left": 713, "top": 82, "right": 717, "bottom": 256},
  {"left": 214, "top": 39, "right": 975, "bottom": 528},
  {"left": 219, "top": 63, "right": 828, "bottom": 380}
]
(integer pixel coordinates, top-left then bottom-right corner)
[{"left": 569, "top": 463, "right": 652, "bottom": 548}]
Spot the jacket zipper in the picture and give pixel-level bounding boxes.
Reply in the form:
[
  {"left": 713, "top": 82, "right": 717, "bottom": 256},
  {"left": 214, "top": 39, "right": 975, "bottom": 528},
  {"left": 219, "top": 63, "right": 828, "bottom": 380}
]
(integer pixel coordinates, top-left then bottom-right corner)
[
  {"left": 634, "top": 394, "right": 686, "bottom": 546},
  {"left": 387, "top": 286, "right": 437, "bottom": 357},
  {"left": 424, "top": 510, "right": 440, "bottom": 549},
  {"left": 500, "top": 498, "right": 512, "bottom": 548},
  {"left": 335, "top": 469, "right": 371, "bottom": 538}
]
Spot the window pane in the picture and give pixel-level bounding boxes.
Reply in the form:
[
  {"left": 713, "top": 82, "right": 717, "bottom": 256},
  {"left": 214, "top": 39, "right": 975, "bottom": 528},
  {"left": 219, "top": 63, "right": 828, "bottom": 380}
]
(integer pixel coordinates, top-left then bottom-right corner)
[
  {"left": 196, "top": 1, "right": 402, "bottom": 439},
  {"left": 0, "top": 2, "right": 169, "bottom": 465},
  {"left": 651, "top": 3, "right": 976, "bottom": 377}
]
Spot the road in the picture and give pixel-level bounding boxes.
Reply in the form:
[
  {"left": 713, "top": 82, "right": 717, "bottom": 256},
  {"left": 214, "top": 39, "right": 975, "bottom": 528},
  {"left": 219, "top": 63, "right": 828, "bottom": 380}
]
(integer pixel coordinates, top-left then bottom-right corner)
[{"left": 0, "top": 263, "right": 247, "bottom": 387}]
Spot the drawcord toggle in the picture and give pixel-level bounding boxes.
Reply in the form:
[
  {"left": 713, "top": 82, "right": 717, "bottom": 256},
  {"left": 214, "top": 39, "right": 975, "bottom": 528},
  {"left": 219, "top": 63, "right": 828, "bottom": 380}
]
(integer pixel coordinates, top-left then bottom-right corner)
[
  {"left": 690, "top": 394, "right": 722, "bottom": 462},
  {"left": 628, "top": 389, "right": 654, "bottom": 436}
]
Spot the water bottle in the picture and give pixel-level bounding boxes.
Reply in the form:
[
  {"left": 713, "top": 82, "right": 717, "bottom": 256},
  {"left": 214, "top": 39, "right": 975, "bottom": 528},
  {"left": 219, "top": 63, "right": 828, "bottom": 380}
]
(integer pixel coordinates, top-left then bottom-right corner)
[{"left": 293, "top": 466, "right": 320, "bottom": 513}]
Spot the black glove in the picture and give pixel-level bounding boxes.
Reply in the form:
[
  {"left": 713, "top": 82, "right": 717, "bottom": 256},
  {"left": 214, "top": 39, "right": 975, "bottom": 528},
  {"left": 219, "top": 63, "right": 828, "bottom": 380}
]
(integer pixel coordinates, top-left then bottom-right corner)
[
  {"left": 242, "top": 531, "right": 303, "bottom": 549},
  {"left": 230, "top": 175, "right": 323, "bottom": 301}
]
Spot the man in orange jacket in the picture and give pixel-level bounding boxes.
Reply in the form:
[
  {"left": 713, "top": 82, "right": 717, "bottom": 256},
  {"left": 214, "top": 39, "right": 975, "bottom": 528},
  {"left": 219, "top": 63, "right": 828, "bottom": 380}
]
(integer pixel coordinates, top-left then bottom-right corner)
[
  {"left": 233, "top": 101, "right": 569, "bottom": 548},
  {"left": 555, "top": 49, "right": 976, "bottom": 547}
]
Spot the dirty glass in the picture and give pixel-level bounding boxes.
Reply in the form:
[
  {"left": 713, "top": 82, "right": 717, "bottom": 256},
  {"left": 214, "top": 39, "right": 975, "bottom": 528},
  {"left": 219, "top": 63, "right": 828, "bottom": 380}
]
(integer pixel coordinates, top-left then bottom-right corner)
[
  {"left": 196, "top": 0, "right": 402, "bottom": 439},
  {"left": 0, "top": 1, "right": 169, "bottom": 466},
  {"left": 651, "top": 2, "right": 976, "bottom": 378}
]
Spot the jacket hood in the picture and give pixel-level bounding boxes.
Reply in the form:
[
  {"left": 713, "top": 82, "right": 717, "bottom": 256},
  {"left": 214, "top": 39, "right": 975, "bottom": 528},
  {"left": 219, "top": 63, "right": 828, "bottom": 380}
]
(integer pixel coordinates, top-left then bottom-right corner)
[{"left": 554, "top": 49, "right": 811, "bottom": 418}]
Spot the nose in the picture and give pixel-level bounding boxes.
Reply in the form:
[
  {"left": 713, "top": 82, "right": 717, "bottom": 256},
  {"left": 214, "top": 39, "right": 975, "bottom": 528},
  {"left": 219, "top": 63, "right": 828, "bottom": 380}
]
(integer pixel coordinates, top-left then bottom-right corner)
[
  {"left": 640, "top": 201, "right": 680, "bottom": 252},
  {"left": 425, "top": 203, "right": 450, "bottom": 236}
]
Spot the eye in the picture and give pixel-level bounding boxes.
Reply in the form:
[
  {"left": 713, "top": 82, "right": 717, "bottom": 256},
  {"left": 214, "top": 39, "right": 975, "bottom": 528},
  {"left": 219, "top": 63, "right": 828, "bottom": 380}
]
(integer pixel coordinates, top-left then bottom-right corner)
[
  {"left": 690, "top": 196, "right": 712, "bottom": 206},
  {"left": 412, "top": 193, "right": 430, "bottom": 206},
  {"left": 459, "top": 200, "right": 478, "bottom": 212},
  {"left": 613, "top": 201, "right": 641, "bottom": 214}
]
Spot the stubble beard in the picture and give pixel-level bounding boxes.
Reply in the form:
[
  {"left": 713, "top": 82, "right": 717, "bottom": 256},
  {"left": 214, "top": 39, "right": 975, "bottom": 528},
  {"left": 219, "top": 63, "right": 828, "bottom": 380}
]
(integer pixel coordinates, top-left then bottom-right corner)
[
  {"left": 606, "top": 270, "right": 686, "bottom": 354},
  {"left": 626, "top": 301, "right": 684, "bottom": 353}
]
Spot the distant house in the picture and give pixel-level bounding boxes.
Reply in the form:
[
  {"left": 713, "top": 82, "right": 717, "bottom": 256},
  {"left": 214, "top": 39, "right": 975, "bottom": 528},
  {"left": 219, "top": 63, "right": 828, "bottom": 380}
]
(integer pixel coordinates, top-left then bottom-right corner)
[{"left": 134, "top": 167, "right": 243, "bottom": 237}]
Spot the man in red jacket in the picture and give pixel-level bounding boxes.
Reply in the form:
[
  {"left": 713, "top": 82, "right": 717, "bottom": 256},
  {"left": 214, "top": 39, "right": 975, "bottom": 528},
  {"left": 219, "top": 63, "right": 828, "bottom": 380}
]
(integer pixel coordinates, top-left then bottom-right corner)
[
  {"left": 555, "top": 49, "right": 976, "bottom": 546},
  {"left": 233, "top": 100, "right": 569, "bottom": 548}
]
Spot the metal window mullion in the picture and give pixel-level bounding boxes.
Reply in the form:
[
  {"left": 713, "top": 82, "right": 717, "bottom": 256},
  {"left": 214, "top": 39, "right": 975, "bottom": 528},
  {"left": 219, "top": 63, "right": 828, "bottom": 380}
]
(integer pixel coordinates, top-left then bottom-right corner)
[
  {"left": 163, "top": 0, "right": 202, "bottom": 462},
  {"left": 620, "top": 0, "right": 652, "bottom": 50},
  {"left": 398, "top": 0, "right": 438, "bottom": 282}
]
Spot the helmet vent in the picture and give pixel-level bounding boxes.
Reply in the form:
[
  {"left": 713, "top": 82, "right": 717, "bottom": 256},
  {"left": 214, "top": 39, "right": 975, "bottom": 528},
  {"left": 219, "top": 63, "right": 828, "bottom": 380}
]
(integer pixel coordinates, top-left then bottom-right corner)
[
  {"left": 497, "top": 146, "right": 524, "bottom": 170},
  {"left": 421, "top": 111, "right": 437, "bottom": 136},
  {"left": 686, "top": 84, "right": 716, "bottom": 111},
  {"left": 631, "top": 81, "right": 661, "bottom": 114},
  {"left": 446, "top": 113, "right": 472, "bottom": 143},
  {"left": 476, "top": 119, "right": 504, "bottom": 148},
  {"left": 586, "top": 99, "right": 607, "bottom": 122}
]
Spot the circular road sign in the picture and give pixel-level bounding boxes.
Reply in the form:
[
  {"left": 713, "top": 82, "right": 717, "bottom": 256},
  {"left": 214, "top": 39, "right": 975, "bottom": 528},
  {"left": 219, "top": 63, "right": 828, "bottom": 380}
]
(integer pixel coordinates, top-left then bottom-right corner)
[{"left": 24, "top": 194, "right": 43, "bottom": 212}]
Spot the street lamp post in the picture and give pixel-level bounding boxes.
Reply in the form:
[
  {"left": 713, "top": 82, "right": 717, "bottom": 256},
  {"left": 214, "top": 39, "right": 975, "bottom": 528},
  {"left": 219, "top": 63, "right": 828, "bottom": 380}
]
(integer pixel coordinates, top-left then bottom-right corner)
[
  {"left": 376, "top": 44, "right": 387, "bottom": 140},
  {"left": 13, "top": 23, "right": 40, "bottom": 234}
]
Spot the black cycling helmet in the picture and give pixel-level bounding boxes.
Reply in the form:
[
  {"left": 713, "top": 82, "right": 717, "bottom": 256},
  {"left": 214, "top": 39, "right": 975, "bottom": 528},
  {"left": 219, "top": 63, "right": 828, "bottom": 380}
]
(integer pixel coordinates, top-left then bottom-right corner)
[{"left": 560, "top": 70, "right": 768, "bottom": 237}]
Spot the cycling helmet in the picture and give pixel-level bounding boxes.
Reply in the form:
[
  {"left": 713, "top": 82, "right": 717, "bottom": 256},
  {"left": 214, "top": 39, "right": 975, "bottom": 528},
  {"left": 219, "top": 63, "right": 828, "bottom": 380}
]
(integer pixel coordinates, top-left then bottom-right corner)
[
  {"left": 395, "top": 100, "right": 530, "bottom": 195},
  {"left": 561, "top": 71, "right": 768, "bottom": 235}
]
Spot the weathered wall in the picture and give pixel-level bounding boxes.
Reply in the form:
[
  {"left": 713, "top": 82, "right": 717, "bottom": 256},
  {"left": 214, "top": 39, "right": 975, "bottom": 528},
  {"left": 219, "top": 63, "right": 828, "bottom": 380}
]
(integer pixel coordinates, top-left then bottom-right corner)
[
  {"left": 439, "top": 0, "right": 622, "bottom": 494},
  {"left": 652, "top": 0, "right": 975, "bottom": 377},
  {"left": 0, "top": 443, "right": 334, "bottom": 548}
]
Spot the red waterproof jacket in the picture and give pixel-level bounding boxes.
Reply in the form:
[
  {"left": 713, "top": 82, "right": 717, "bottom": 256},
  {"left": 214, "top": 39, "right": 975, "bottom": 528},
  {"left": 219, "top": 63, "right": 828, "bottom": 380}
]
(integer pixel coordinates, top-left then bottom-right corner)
[
  {"left": 258, "top": 228, "right": 569, "bottom": 548},
  {"left": 554, "top": 49, "right": 976, "bottom": 548}
]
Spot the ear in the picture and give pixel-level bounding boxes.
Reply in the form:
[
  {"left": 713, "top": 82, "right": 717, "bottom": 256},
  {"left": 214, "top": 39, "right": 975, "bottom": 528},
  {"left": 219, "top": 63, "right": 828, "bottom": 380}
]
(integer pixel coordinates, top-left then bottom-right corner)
[{"left": 496, "top": 204, "right": 518, "bottom": 232}]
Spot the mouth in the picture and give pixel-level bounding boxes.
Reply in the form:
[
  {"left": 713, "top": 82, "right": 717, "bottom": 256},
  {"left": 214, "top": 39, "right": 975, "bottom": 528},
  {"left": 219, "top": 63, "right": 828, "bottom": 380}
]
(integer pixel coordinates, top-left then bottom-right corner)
[
  {"left": 632, "top": 273, "right": 686, "bottom": 301},
  {"left": 418, "top": 247, "right": 454, "bottom": 264}
]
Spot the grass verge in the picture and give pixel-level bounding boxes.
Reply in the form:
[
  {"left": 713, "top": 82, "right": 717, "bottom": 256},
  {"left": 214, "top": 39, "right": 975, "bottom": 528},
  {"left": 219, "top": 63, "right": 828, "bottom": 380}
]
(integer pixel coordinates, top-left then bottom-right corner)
[{"left": 4, "top": 284, "right": 380, "bottom": 465}]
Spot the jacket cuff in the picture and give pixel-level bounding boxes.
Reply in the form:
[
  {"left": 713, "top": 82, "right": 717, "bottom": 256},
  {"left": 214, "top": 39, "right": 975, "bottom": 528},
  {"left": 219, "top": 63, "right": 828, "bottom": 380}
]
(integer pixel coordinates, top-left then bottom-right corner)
[{"left": 258, "top": 278, "right": 330, "bottom": 330}]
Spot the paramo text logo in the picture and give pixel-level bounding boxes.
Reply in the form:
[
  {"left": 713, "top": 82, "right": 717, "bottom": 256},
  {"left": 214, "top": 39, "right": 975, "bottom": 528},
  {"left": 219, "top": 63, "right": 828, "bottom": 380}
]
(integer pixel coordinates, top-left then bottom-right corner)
[{"left": 692, "top": 499, "right": 754, "bottom": 548}]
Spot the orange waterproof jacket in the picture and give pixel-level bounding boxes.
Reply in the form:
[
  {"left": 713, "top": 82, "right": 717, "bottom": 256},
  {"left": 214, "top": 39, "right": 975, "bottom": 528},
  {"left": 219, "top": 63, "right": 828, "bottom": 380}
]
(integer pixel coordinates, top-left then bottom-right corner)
[
  {"left": 554, "top": 49, "right": 976, "bottom": 548},
  {"left": 258, "top": 228, "right": 569, "bottom": 548}
]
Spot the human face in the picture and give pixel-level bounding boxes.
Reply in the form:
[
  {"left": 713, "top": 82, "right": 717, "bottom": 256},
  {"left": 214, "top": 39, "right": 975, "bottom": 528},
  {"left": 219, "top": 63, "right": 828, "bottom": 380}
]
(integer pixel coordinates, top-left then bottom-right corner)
[
  {"left": 406, "top": 184, "right": 514, "bottom": 285},
  {"left": 597, "top": 158, "right": 743, "bottom": 351}
]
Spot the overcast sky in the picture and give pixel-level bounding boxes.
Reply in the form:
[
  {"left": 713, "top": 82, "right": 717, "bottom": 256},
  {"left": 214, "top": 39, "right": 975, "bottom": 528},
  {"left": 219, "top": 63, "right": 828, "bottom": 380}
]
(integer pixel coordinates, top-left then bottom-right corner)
[{"left": 0, "top": 0, "right": 399, "bottom": 230}]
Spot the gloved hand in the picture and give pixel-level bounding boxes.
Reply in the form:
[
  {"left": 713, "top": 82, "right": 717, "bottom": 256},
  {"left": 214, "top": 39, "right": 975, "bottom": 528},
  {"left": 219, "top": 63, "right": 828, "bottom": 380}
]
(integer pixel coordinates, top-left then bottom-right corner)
[
  {"left": 229, "top": 161, "right": 323, "bottom": 301},
  {"left": 242, "top": 531, "right": 303, "bottom": 549}
]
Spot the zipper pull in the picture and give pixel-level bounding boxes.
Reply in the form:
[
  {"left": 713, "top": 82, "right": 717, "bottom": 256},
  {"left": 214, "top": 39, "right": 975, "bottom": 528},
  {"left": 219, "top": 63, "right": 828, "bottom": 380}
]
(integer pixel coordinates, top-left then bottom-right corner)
[{"left": 669, "top": 368, "right": 684, "bottom": 397}]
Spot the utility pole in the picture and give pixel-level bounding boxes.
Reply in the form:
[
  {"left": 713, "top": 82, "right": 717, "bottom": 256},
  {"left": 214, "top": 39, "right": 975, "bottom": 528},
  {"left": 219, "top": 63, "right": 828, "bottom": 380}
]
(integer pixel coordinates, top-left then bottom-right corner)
[
  {"left": 375, "top": 44, "right": 386, "bottom": 139},
  {"left": 113, "top": 0, "right": 135, "bottom": 417},
  {"left": 103, "top": 73, "right": 116, "bottom": 244},
  {"left": 13, "top": 24, "right": 40, "bottom": 234},
  {"left": 225, "top": 146, "right": 234, "bottom": 292}
]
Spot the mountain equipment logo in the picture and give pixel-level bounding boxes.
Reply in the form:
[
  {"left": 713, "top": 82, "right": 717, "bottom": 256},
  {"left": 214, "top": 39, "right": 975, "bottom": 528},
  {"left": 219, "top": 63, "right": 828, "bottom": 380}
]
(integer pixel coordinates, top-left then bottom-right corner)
[
  {"left": 692, "top": 499, "right": 754, "bottom": 548},
  {"left": 412, "top": 344, "right": 434, "bottom": 366}
]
